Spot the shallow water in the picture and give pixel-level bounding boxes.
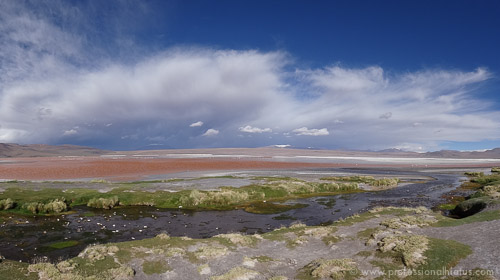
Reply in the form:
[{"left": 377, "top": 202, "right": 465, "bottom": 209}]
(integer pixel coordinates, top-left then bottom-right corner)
[{"left": 0, "top": 169, "right": 462, "bottom": 262}]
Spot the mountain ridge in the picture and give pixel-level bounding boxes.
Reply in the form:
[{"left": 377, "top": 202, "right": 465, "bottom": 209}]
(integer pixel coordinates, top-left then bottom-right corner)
[{"left": 1, "top": 143, "right": 500, "bottom": 159}]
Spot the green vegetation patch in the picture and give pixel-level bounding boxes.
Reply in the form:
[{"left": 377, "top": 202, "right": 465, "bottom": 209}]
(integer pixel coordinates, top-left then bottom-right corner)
[
  {"left": 438, "top": 203, "right": 457, "bottom": 210},
  {"left": 252, "top": 255, "right": 274, "bottom": 262},
  {"left": 452, "top": 197, "right": 490, "bottom": 217},
  {"left": 0, "top": 198, "right": 15, "bottom": 210},
  {"left": 0, "top": 260, "right": 38, "bottom": 280},
  {"left": 24, "top": 198, "right": 68, "bottom": 214},
  {"left": 380, "top": 215, "right": 436, "bottom": 229},
  {"left": 299, "top": 258, "right": 361, "bottom": 279},
  {"left": 321, "top": 175, "right": 399, "bottom": 188},
  {"left": 48, "top": 240, "right": 79, "bottom": 249},
  {"left": 87, "top": 196, "right": 120, "bottom": 209},
  {"left": 378, "top": 235, "right": 429, "bottom": 267},
  {"left": 71, "top": 256, "right": 121, "bottom": 278},
  {"left": 214, "top": 233, "right": 259, "bottom": 247},
  {"left": 142, "top": 260, "right": 171, "bottom": 275},
  {"left": 0, "top": 176, "right": 361, "bottom": 216},
  {"left": 470, "top": 173, "right": 500, "bottom": 186},
  {"left": 434, "top": 210, "right": 500, "bottom": 227},
  {"left": 464, "top": 171, "right": 484, "bottom": 177},
  {"left": 372, "top": 238, "right": 472, "bottom": 279},
  {"left": 273, "top": 213, "right": 297, "bottom": 220},
  {"left": 244, "top": 201, "right": 308, "bottom": 214}
]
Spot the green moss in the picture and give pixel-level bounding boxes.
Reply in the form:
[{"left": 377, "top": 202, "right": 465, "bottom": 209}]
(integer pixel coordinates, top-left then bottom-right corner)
[
  {"left": 438, "top": 203, "right": 457, "bottom": 210},
  {"left": 244, "top": 202, "right": 308, "bottom": 214},
  {"left": 214, "top": 233, "right": 258, "bottom": 247},
  {"left": 0, "top": 260, "right": 38, "bottom": 280},
  {"left": 471, "top": 174, "right": 500, "bottom": 186},
  {"left": 372, "top": 238, "right": 472, "bottom": 279},
  {"left": 72, "top": 256, "right": 120, "bottom": 277},
  {"left": 464, "top": 172, "right": 484, "bottom": 177},
  {"left": 142, "top": 260, "right": 171, "bottom": 275},
  {"left": 193, "top": 244, "right": 228, "bottom": 260},
  {"left": 273, "top": 214, "right": 297, "bottom": 220},
  {"left": 452, "top": 197, "right": 490, "bottom": 217},
  {"left": 379, "top": 235, "right": 429, "bottom": 267},
  {"left": 114, "top": 249, "right": 133, "bottom": 264},
  {"left": 49, "top": 240, "right": 79, "bottom": 249},
  {"left": 434, "top": 210, "right": 500, "bottom": 227},
  {"left": 252, "top": 255, "right": 274, "bottom": 262},
  {"left": 321, "top": 176, "right": 399, "bottom": 187},
  {"left": 406, "top": 239, "right": 472, "bottom": 279}
]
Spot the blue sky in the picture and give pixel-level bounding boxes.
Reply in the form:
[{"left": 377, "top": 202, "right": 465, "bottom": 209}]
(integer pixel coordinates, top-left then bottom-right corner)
[{"left": 0, "top": 0, "right": 499, "bottom": 151}]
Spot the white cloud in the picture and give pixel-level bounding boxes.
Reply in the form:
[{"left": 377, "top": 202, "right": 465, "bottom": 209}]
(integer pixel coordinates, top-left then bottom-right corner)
[
  {"left": 202, "top": 128, "right": 219, "bottom": 137},
  {"left": 63, "top": 129, "right": 78, "bottom": 136},
  {"left": 239, "top": 125, "right": 272, "bottom": 133},
  {"left": 190, "top": 121, "right": 204, "bottom": 127},
  {"left": 293, "top": 127, "right": 330, "bottom": 136}
]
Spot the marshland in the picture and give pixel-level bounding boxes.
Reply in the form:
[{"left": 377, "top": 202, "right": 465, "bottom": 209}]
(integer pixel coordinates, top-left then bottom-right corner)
[{"left": 1, "top": 167, "right": 499, "bottom": 279}]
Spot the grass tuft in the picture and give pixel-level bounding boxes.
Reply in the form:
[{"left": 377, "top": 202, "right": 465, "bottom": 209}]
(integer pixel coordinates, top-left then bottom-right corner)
[
  {"left": 301, "top": 258, "right": 360, "bottom": 279},
  {"left": 87, "top": 196, "right": 120, "bottom": 209},
  {"left": 0, "top": 198, "right": 15, "bottom": 210}
]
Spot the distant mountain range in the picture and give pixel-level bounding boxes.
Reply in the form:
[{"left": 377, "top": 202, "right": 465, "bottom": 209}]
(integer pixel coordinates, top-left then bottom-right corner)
[
  {"left": 1, "top": 143, "right": 500, "bottom": 159},
  {"left": 0, "top": 143, "right": 106, "bottom": 157}
]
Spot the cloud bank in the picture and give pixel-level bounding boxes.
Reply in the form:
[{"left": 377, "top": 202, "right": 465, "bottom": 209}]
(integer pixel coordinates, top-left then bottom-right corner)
[{"left": 0, "top": 1, "right": 499, "bottom": 151}]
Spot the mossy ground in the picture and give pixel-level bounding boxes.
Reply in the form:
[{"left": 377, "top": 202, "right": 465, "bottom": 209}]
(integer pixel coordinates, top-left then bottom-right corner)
[{"left": 1, "top": 173, "right": 498, "bottom": 279}]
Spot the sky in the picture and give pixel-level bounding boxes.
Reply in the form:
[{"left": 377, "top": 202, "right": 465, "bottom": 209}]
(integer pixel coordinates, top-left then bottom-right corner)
[{"left": 0, "top": 0, "right": 499, "bottom": 152}]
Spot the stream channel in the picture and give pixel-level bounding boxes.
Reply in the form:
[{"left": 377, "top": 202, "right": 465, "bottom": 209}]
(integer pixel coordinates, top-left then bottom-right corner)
[{"left": 0, "top": 168, "right": 464, "bottom": 262}]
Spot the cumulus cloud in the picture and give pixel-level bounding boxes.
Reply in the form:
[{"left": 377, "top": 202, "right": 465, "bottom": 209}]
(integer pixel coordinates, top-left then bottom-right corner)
[
  {"left": 190, "top": 121, "right": 204, "bottom": 127},
  {"left": 0, "top": 1, "right": 499, "bottom": 151},
  {"left": 202, "top": 129, "right": 219, "bottom": 137},
  {"left": 239, "top": 125, "right": 272, "bottom": 133},
  {"left": 293, "top": 127, "right": 330, "bottom": 136}
]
